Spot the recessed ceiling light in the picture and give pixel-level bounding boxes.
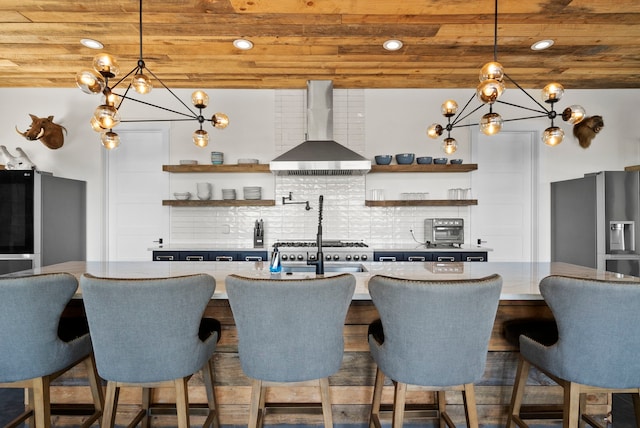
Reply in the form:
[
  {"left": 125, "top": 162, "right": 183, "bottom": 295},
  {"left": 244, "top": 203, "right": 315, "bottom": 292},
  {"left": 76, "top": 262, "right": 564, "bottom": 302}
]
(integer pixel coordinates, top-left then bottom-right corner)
[
  {"left": 531, "top": 39, "right": 554, "bottom": 51},
  {"left": 233, "top": 39, "right": 254, "bottom": 50},
  {"left": 383, "top": 39, "right": 403, "bottom": 51},
  {"left": 80, "top": 38, "right": 104, "bottom": 49}
]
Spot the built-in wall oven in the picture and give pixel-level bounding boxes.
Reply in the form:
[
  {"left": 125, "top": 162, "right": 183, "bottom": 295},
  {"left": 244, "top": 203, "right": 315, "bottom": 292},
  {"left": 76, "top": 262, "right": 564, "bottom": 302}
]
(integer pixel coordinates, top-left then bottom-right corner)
[{"left": 0, "top": 170, "right": 86, "bottom": 275}]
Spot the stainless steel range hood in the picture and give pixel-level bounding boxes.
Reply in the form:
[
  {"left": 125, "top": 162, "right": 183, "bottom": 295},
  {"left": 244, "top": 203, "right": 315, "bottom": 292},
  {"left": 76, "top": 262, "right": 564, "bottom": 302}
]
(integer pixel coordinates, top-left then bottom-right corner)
[{"left": 270, "top": 80, "right": 371, "bottom": 175}]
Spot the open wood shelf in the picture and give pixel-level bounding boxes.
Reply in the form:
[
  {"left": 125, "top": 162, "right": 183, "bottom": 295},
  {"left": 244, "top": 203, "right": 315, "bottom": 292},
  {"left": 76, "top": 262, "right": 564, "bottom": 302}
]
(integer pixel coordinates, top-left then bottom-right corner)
[
  {"left": 369, "top": 164, "right": 477, "bottom": 173},
  {"left": 365, "top": 199, "right": 478, "bottom": 207},
  {"left": 163, "top": 164, "right": 271, "bottom": 173},
  {"left": 163, "top": 200, "right": 276, "bottom": 207}
]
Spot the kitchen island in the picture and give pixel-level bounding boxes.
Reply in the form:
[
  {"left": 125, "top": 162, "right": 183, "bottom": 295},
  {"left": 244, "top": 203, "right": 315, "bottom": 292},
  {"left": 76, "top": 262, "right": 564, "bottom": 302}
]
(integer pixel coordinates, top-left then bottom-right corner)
[{"left": 10, "top": 261, "right": 638, "bottom": 427}]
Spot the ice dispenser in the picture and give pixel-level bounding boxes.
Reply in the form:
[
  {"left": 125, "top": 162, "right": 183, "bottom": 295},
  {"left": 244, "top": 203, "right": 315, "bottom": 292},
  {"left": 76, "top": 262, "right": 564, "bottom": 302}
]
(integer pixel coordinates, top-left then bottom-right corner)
[{"left": 609, "top": 221, "right": 635, "bottom": 253}]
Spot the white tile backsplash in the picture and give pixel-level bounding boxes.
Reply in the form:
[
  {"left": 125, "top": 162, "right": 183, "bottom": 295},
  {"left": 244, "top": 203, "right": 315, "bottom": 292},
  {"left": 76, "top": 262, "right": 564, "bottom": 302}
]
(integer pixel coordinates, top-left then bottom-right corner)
[{"left": 168, "top": 88, "right": 471, "bottom": 249}]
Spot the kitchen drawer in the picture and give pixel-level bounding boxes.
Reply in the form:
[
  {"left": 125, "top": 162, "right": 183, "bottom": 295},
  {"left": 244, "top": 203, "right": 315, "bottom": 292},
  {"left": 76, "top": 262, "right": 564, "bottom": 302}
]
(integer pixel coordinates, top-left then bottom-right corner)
[
  {"left": 460, "top": 252, "right": 488, "bottom": 262},
  {"left": 179, "top": 251, "right": 210, "bottom": 261},
  {"left": 430, "top": 252, "right": 461, "bottom": 262},
  {"left": 208, "top": 251, "right": 238, "bottom": 262},
  {"left": 372, "top": 251, "right": 404, "bottom": 262},
  {"left": 237, "top": 251, "right": 268, "bottom": 262},
  {"left": 152, "top": 251, "right": 179, "bottom": 261},
  {"left": 404, "top": 252, "right": 430, "bottom": 262}
]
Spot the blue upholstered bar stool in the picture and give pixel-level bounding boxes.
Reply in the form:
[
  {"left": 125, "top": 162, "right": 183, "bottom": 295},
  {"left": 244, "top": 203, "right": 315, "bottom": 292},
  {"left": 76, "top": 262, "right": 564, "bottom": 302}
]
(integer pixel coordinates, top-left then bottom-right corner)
[
  {"left": 507, "top": 275, "right": 640, "bottom": 428},
  {"left": 80, "top": 273, "right": 221, "bottom": 428},
  {"left": 0, "top": 273, "right": 103, "bottom": 428},
  {"left": 367, "top": 274, "right": 502, "bottom": 428},
  {"left": 226, "top": 273, "right": 356, "bottom": 428}
]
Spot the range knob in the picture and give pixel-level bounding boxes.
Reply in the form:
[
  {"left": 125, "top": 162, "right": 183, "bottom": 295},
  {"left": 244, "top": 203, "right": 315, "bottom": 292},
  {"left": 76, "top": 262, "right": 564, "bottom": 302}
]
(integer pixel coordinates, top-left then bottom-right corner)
[
  {"left": 345, "top": 255, "right": 352, "bottom": 261},
  {"left": 281, "top": 254, "right": 289, "bottom": 261},
  {"left": 297, "top": 254, "right": 304, "bottom": 261},
  {"left": 325, "top": 254, "right": 332, "bottom": 261},
  {"left": 353, "top": 254, "right": 360, "bottom": 260},
  {"left": 361, "top": 254, "right": 368, "bottom": 261},
  {"left": 308, "top": 254, "right": 317, "bottom": 261},
  {"left": 333, "top": 254, "right": 340, "bottom": 261}
]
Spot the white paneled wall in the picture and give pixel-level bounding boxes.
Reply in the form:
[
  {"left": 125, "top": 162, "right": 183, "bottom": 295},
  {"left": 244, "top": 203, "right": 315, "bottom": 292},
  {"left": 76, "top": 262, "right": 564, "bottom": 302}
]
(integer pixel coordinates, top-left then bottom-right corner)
[{"left": 169, "top": 88, "right": 472, "bottom": 248}]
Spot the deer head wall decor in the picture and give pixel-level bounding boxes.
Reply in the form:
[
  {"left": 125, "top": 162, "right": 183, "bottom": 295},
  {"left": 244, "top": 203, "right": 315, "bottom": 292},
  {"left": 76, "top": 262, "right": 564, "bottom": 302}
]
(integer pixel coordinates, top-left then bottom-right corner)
[
  {"left": 15, "top": 114, "right": 67, "bottom": 150},
  {"left": 573, "top": 115, "right": 604, "bottom": 149}
]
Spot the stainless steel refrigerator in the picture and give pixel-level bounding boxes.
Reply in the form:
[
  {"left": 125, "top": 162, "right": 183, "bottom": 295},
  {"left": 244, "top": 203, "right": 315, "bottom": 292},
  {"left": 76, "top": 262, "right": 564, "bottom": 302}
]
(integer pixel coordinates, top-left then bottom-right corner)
[
  {"left": 0, "top": 170, "right": 86, "bottom": 275},
  {"left": 551, "top": 170, "right": 640, "bottom": 276}
]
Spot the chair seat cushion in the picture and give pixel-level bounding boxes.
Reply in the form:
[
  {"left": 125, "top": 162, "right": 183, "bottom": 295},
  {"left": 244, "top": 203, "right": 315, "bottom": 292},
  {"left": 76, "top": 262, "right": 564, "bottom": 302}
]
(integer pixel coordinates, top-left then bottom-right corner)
[
  {"left": 503, "top": 318, "right": 558, "bottom": 347},
  {"left": 199, "top": 317, "right": 222, "bottom": 342}
]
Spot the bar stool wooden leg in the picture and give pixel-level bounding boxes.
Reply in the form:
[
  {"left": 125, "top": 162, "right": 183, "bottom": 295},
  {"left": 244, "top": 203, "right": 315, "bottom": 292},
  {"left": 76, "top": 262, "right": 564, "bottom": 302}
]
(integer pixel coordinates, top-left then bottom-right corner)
[
  {"left": 462, "top": 383, "right": 479, "bottom": 428},
  {"left": 174, "top": 377, "right": 190, "bottom": 428},
  {"left": 507, "top": 356, "right": 531, "bottom": 428},
  {"left": 437, "top": 391, "right": 447, "bottom": 428},
  {"left": 319, "top": 377, "right": 333, "bottom": 428},
  {"left": 248, "top": 378, "right": 262, "bottom": 428},
  {"left": 632, "top": 391, "right": 640, "bottom": 428},
  {"left": 392, "top": 381, "right": 407, "bottom": 428},
  {"left": 565, "top": 381, "right": 580, "bottom": 428},
  {"left": 369, "top": 366, "right": 385, "bottom": 428},
  {"left": 33, "top": 377, "right": 51, "bottom": 428},
  {"left": 141, "top": 387, "right": 151, "bottom": 428},
  {"left": 202, "top": 357, "right": 220, "bottom": 428},
  {"left": 102, "top": 381, "right": 119, "bottom": 428}
]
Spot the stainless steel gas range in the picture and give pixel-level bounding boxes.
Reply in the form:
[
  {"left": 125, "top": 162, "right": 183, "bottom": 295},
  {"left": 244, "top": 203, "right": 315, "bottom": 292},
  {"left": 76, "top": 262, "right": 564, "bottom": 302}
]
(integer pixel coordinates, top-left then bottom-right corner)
[{"left": 274, "top": 240, "right": 372, "bottom": 262}]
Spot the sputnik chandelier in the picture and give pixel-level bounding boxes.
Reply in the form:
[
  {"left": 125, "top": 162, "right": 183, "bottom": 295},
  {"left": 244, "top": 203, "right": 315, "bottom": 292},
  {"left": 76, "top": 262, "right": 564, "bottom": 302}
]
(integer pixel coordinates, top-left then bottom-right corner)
[
  {"left": 75, "top": 0, "right": 229, "bottom": 150},
  {"left": 427, "top": 0, "right": 587, "bottom": 154}
]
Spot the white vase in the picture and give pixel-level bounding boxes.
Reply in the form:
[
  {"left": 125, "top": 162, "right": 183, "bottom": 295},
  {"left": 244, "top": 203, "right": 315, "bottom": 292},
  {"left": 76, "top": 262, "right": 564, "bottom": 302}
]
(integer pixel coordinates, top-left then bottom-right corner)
[{"left": 196, "top": 182, "right": 212, "bottom": 200}]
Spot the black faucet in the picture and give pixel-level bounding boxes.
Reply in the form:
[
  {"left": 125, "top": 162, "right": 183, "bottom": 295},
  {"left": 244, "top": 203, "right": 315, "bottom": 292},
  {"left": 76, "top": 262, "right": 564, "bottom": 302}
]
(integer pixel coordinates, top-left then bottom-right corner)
[{"left": 307, "top": 195, "right": 324, "bottom": 275}]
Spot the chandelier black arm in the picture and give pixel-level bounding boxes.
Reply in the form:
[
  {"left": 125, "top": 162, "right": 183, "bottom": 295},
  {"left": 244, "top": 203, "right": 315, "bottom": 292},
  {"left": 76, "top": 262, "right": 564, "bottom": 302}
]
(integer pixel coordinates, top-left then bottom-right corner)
[
  {"left": 501, "top": 114, "right": 550, "bottom": 123},
  {"left": 503, "top": 73, "right": 550, "bottom": 113},
  {"left": 112, "top": 92, "right": 198, "bottom": 119},
  {"left": 111, "top": 66, "right": 141, "bottom": 90},
  {"left": 143, "top": 67, "right": 200, "bottom": 117},
  {"left": 120, "top": 118, "right": 197, "bottom": 123},
  {"left": 449, "top": 93, "right": 479, "bottom": 127},
  {"left": 451, "top": 103, "right": 485, "bottom": 127},
  {"left": 495, "top": 99, "right": 549, "bottom": 115}
]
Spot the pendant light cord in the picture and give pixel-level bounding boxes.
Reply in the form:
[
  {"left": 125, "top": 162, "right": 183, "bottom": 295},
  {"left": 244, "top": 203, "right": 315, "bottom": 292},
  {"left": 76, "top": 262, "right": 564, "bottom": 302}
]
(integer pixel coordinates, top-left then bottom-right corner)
[
  {"left": 139, "top": 0, "right": 143, "bottom": 61},
  {"left": 493, "top": 0, "right": 498, "bottom": 61}
]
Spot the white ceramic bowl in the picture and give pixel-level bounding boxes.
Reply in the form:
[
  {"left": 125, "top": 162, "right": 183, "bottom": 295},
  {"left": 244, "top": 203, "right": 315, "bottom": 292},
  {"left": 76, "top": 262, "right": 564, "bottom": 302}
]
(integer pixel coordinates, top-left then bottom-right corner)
[{"left": 174, "top": 192, "right": 191, "bottom": 200}]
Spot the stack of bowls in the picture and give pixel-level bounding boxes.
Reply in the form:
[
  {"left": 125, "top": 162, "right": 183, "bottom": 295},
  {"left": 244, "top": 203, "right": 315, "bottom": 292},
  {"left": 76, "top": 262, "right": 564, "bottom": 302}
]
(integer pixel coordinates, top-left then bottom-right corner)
[
  {"left": 243, "top": 186, "right": 262, "bottom": 200},
  {"left": 211, "top": 151, "right": 224, "bottom": 164},
  {"left": 222, "top": 189, "right": 236, "bottom": 200}
]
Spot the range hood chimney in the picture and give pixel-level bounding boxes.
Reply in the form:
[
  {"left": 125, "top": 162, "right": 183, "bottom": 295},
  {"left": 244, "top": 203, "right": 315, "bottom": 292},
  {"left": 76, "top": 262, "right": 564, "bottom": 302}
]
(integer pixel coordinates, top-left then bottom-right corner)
[{"left": 270, "top": 80, "right": 371, "bottom": 175}]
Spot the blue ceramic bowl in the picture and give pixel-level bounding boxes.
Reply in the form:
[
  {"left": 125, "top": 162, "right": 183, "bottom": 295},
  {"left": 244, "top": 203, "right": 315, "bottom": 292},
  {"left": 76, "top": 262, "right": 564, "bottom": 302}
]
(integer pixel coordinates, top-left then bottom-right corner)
[
  {"left": 433, "top": 158, "right": 448, "bottom": 164},
  {"left": 374, "top": 155, "right": 392, "bottom": 165},
  {"left": 416, "top": 156, "right": 433, "bottom": 164},
  {"left": 395, "top": 153, "right": 415, "bottom": 165},
  {"left": 450, "top": 159, "right": 463, "bottom": 164}
]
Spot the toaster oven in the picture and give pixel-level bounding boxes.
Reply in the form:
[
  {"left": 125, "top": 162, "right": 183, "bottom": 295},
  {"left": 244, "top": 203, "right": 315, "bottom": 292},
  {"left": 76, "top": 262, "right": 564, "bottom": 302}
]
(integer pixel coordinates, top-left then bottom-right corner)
[{"left": 424, "top": 218, "right": 464, "bottom": 246}]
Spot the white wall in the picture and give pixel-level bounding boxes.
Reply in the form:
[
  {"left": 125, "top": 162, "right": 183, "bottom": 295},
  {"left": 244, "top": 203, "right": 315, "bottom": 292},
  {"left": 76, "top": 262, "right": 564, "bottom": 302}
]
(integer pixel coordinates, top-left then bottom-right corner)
[{"left": 1, "top": 87, "right": 638, "bottom": 261}]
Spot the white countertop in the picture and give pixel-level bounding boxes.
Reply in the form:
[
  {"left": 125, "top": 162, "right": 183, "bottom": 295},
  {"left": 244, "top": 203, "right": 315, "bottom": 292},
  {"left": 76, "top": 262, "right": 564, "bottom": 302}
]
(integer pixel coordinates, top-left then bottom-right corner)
[{"left": 12, "top": 261, "right": 640, "bottom": 301}]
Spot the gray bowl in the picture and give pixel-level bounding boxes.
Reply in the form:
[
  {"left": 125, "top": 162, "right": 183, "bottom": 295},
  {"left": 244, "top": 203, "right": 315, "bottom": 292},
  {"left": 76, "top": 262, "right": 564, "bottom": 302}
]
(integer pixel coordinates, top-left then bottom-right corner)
[
  {"left": 417, "top": 156, "right": 433, "bottom": 164},
  {"left": 450, "top": 159, "right": 463, "bottom": 164},
  {"left": 374, "top": 155, "right": 392, "bottom": 165},
  {"left": 433, "top": 158, "right": 448, "bottom": 164},
  {"left": 395, "top": 153, "right": 415, "bottom": 165}
]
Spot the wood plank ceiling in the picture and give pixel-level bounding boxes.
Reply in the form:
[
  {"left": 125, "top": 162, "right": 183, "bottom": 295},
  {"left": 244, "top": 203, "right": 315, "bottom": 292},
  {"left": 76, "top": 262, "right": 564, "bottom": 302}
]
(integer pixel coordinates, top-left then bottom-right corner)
[{"left": 0, "top": 0, "right": 639, "bottom": 89}]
